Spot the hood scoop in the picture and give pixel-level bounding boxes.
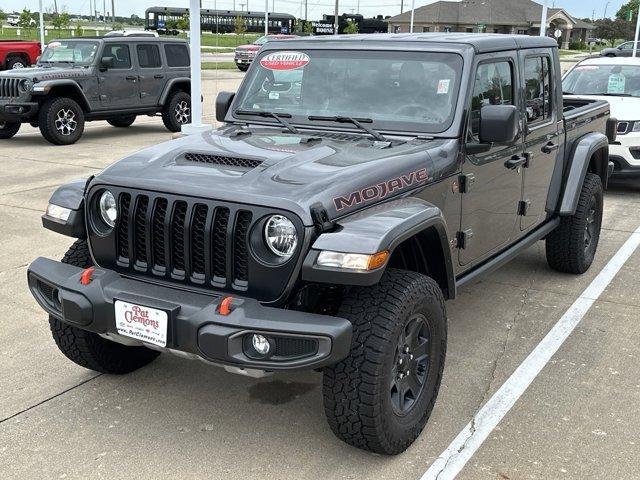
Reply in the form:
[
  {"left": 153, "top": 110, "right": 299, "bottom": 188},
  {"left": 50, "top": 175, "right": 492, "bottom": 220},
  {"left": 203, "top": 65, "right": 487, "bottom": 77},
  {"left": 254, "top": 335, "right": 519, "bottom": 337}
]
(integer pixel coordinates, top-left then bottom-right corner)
[{"left": 180, "top": 152, "right": 263, "bottom": 170}]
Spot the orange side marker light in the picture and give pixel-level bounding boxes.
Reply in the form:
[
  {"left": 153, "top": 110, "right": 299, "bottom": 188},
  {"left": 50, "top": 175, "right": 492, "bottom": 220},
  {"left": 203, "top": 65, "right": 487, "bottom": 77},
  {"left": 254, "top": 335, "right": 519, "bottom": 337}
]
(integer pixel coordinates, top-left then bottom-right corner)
[
  {"left": 219, "top": 296, "right": 234, "bottom": 316},
  {"left": 80, "top": 267, "right": 95, "bottom": 285}
]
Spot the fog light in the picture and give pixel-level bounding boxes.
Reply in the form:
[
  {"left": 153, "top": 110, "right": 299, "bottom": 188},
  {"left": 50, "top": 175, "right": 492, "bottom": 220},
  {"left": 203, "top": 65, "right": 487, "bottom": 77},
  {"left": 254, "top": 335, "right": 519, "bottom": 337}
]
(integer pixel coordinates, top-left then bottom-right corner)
[{"left": 252, "top": 334, "right": 270, "bottom": 356}]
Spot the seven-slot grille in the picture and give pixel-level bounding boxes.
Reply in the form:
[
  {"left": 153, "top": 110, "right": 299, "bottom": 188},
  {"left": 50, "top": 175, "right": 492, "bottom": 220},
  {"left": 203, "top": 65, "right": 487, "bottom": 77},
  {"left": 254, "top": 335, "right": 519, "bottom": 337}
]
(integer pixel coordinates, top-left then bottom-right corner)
[
  {"left": 0, "top": 78, "right": 21, "bottom": 98},
  {"left": 115, "top": 192, "right": 253, "bottom": 289}
]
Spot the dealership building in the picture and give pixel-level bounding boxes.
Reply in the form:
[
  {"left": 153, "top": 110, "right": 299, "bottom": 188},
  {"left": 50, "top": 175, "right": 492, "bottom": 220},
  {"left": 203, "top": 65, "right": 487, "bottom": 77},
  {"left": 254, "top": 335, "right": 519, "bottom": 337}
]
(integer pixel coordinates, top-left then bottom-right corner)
[{"left": 386, "top": 0, "right": 595, "bottom": 49}]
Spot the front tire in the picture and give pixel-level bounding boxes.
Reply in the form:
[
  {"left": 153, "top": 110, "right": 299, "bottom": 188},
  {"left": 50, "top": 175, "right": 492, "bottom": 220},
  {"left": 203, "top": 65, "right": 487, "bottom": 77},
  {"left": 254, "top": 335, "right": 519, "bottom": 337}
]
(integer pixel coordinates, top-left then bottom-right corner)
[
  {"left": 323, "top": 269, "right": 447, "bottom": 455},
  {"left": 0, "top": 121, "right": 21, "bottom": 139},
  {"left": 162, "top": 91, "right": 191, "bottom": 132},
  {"left": 107, "top": 115, "right": 136, "bottom": 128},
  {"left": 546, "top": 173, "right": 603, "bottom": 274},
  {"left": 49, "top": 240, "right": 160, "bottom": 374},
  {"left": 38, "top": 97, "right": 85, "bottom": 145}
]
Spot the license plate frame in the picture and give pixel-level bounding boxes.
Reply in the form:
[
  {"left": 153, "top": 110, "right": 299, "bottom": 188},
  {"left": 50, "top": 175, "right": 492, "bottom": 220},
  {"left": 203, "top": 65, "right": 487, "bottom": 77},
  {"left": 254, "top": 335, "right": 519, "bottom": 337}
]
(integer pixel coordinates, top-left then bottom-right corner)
[{"left": 114, "top": 300, "right": 168, "bottom": 347}]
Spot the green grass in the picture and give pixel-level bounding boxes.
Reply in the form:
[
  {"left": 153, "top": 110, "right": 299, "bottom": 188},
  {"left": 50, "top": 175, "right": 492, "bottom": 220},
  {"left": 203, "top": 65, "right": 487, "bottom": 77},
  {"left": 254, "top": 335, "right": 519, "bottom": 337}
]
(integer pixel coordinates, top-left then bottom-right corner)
[{"left": 202, "top": 61, "right": 239, "bottom": 70}]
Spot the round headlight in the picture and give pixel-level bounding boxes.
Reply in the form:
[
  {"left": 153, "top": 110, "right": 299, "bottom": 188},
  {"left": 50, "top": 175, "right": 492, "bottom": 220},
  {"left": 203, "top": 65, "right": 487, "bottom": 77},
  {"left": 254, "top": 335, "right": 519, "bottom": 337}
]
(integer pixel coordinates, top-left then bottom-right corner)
[
  {"left": 264, "top": 215, "right": 297, "bottom": 258},
  {"left": 18, "top": 79, "right": 33, "bottom": 93},
  {"left": 98, "top": 190, "right": 117, "bottom": 228}
]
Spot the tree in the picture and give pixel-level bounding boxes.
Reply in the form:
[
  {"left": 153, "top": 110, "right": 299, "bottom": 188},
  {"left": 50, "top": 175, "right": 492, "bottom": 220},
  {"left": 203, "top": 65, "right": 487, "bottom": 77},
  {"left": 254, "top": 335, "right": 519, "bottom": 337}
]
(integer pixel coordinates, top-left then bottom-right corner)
[
  {"left": 18, "top": 9, "right": 34, "bottom": 32},
  {"left": 234, "top": 15, "right": 246, "bottom": 35},
  {"left": 616, "top": 0, "right": 639, "bottom": 23},
  {"left": 74, "top": 21, "right": 83, "bottom": 37},
  {"left": 303, "top": 20, "right": 314, "bottom": 34},
  {"left": 343, "top": 20, "right": 358, "bottom": 34},
  {"left": 52, "top": 12, "right": 71, "bottom": 31},
  {"left": 0, "top": 9, "right": 7, "bottom": 25},
  {"left": 176, "top": 14, "right": 189, "bottom": 32},
  {"left": 594, "top": 18, "right": 632, "bottom": 47}
]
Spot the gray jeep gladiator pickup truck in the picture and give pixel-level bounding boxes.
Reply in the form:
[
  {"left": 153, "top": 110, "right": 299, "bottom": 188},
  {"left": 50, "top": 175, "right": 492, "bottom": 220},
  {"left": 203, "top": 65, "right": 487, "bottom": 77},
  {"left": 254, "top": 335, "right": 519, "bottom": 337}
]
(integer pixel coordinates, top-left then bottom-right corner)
[
  {"left": 0, "top": 37, "right": 191, "bottom": 145},
  {"left": 27, "top": 34, "right": 615, "bottom": 454}
]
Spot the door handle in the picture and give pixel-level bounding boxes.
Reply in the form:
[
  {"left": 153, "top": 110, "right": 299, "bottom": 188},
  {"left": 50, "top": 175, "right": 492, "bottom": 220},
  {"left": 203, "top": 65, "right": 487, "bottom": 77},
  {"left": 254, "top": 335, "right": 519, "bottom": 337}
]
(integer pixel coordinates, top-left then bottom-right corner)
[
  {"left": 541, "top": 142, "right": 559, "bottom": 154},
  {"left": 125, "top": 75, "right": 138, "bottom": 81},
  {"left": 154, "top": 74, "right": 165, "bottom": 79},
  {"left": 504, "top": 155, "right": 527, "bottom": 170}
]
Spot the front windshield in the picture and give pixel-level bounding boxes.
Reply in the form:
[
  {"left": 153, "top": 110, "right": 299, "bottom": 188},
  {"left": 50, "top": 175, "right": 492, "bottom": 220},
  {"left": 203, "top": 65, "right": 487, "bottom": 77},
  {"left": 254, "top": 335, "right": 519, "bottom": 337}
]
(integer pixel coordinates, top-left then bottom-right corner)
[
  {"left": 563, "top": 64, "right": 640, "bottom": 96},
  {"left": 233, "top": 49, "right": 464, "bottom": 133},
  {"left": 253, "top": 36, "right": 269, "bottom": 45},
  {"left": 39, "top": 40, "right": 100, "bottom": 65}
]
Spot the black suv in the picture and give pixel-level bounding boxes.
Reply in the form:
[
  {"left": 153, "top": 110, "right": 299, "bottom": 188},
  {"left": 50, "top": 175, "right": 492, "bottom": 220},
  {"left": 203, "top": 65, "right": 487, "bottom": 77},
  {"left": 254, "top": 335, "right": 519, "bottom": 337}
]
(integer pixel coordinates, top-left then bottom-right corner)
[
  {"left": 28, "top": 34, "right": 614, "bottom": 455},
  {"left": 0, "top": 37, "right": 191, "bottom": 145}
]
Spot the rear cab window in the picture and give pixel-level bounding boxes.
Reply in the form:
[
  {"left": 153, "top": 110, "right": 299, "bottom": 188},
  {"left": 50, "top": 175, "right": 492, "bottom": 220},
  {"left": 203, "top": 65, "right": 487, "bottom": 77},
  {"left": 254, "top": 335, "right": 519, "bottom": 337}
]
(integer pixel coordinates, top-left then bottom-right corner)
[{"left": 524, "top": 56, "right": 553, "bottom": 125}]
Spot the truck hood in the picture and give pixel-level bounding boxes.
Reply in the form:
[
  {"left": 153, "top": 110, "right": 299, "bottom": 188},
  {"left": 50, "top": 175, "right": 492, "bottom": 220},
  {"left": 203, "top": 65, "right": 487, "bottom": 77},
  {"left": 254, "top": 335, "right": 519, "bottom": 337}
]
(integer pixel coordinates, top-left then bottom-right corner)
[
  {"left": 235, "top": 44, "right": 260, "bottom": 51},
  {"left": 93, "top": 128, "right": 460, "bottom": 226},
  {"left": 566, "top": 94, "right": 640, "bottom": 121}
]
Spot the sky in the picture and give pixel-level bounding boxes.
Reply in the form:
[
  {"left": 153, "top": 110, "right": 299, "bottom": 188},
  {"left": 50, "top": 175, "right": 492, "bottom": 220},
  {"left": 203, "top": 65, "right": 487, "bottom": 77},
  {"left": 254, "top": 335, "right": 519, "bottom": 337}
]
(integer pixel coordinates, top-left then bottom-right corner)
[{"left": 0, "top": 0, "right": 628, "bottom": 22}]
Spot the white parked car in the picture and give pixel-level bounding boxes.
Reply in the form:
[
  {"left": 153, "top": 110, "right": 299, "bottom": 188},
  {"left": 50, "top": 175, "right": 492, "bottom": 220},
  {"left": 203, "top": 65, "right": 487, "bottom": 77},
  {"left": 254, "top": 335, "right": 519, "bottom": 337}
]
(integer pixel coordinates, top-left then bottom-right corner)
[
  {"left": 563, "top": 57, "right": 640, "bottom": 182},
  {"left": 7, "top": 15, "right": 20, "bottom": 27}
]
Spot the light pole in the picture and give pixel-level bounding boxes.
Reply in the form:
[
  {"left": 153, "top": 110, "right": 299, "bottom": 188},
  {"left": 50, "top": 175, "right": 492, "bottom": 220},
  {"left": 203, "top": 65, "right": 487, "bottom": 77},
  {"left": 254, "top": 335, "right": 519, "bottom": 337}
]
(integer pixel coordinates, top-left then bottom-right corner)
[
  {"left": 409, "top": 0, "right": 415, "bottom": 33},
  {"left": 265, "top": 0, "right": 268, "bottom": 35},
  {"left": 633, "top": 5, "right": 640, "bottom": 57},
  {"left": 38, "top": 0, "right": 45, "bottom": 51},
  {"left": 334, "top": 0, "right": 338, "bottom": 35},
  {"left": 540, "top": 0, "right": 548, "bottom": 37},
  {"left": 603, "top": 1, "right": 611, "bottom": 19},
  {"left": 181, "top": 0, "right": 211, "bottom": 135}
]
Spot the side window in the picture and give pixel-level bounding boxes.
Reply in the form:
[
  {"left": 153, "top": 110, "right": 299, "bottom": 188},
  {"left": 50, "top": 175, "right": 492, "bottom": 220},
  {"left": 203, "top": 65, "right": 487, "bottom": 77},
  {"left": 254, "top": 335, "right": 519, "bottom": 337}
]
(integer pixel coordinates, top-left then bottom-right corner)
[
  {"left": 103, "top": 44, "right": 131, "bottom": 69},
  {"left": 137, "top": 44, "right": 161, "bottom": 68},
  {"left": 164, "top": 44, "right": 190, "bottom": 67},
  {"left": 469, "top": 61, "right": 513, "bottom": 137},
  {"left": 524, "top": 56, "right": 553, "bottom": 124}
]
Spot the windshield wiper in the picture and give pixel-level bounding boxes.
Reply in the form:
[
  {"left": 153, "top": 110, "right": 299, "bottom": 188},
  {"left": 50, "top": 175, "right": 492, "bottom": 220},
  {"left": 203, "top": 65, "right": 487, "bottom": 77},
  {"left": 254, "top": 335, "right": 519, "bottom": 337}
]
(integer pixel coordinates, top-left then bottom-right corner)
[
  {"left": 597, "top": 93, "right": 632, "bottom": 97},
  {"left": 308, "top": 115, "right": 388, "bottom": 142},
  {"left": 235, "top": 109, "right": 299, "bottom": 134}
]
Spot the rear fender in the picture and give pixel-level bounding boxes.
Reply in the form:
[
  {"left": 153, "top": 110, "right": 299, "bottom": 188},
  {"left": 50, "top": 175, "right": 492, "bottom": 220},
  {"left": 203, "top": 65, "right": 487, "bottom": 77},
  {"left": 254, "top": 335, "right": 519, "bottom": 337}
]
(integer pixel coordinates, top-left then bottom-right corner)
[
  {"left": 302, "top": 198, "right": 456, "bottom": 298},
  {"left": 559, "top": 132, "right": 609, "bottom": 215},
  {"left": 159, "top": 78, "right": 191, "bottom": 105}
]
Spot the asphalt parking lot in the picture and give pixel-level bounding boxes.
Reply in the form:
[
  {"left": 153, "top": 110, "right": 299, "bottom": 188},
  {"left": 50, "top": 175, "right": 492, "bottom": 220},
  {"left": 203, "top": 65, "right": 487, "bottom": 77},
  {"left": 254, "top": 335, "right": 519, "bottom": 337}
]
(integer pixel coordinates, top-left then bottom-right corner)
[{"left": 2, "top": 68, "right": 640, "bottom": 480}]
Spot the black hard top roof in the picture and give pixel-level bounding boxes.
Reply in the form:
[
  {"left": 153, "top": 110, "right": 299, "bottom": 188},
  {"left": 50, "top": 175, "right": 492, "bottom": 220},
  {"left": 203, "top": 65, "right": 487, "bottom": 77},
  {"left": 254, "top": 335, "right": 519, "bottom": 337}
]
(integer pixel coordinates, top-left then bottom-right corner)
[{"left": 267, "top": 33, "right": 558, "bottom": 53}]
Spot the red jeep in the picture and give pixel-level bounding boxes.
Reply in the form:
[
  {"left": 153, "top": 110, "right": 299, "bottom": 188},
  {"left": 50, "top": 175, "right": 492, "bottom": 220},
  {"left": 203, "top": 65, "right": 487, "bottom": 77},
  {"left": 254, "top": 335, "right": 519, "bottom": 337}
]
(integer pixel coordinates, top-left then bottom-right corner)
[{"left": 0, "top": 40, "right": 41, "bottom": 70}]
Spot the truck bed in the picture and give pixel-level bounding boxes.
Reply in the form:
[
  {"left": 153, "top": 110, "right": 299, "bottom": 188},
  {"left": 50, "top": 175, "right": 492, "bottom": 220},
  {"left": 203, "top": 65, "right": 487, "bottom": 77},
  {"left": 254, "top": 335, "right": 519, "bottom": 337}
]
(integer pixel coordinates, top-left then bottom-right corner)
[{"left": 562, "top": 97, "right": 611, "bottom": 160}]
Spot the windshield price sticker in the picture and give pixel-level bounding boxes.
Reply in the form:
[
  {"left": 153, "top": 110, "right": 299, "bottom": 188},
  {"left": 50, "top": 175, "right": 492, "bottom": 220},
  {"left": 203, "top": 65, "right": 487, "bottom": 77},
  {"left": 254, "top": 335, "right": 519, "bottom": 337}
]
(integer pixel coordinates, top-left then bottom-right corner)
[
  {"left": 48, "top": 41, "right": 62, "bottom": 49},
  {"left": 437, "top": 79, "right": 450, "bottom": 94},
  {"left": 608, "top": 74, "right": 626, "bottom": 94},
  {"left": 260, "top": 51, "right": 310, "bottom": 71}
]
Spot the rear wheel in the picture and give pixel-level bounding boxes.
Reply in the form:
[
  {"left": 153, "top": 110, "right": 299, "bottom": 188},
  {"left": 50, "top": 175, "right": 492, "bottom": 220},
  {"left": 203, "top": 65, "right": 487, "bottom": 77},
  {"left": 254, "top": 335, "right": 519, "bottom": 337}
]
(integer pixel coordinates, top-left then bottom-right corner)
[
  {"left": 6, "top": 57, "right": 28, "bottom": 69},
  {"left": 38, "top": 97, "right": 85, "bottom": 145},
  {"left": 236, "top": 64, "right": 249, "bottom": 72},
  {"left": 49, "top": 239, "right": 160, "bottom": 374},
  {"left": 0, "top": 121, "right": 21, "bottom": 139},
  {"left": 161, "top": 91, "right": 191, "bottom": 132},
  {"left": 323, "top": 269, "right": 447, "bottom": 455},
  {"left": 546, "top": 173, "right": 603, "bottom": 274},
  {"left": 107, "top": 115, "right": 136, "bottom": 128}
]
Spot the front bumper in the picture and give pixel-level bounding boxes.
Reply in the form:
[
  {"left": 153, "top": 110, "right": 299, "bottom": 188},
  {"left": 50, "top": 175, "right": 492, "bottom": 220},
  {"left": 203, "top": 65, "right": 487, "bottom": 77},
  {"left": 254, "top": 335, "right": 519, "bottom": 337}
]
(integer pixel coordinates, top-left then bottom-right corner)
[
  {"left": 0, "top": 101, "right": 38, "bottom": 122},
  {"left": 27, "top": 257, "right": 352, "bottom": 371},
  {"left": 609, "top": 134, "right": 640, "bottom": 180}
]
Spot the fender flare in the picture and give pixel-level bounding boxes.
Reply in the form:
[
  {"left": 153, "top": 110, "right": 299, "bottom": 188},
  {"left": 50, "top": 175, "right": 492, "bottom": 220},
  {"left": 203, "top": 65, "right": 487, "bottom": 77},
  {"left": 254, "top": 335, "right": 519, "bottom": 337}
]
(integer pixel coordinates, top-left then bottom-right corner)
[
  {"left": 42, "top": 178, "right": 88, "bottom": 238},
  {"left": 559, "top": 132, "right": 609, "bottom": 216},
  {"left": 159, "top": 77, "right": 191, "bottom": 106},
  {"left": 32, "top": 80, "right": 91, "bottom": 111},
  {"left": 302, "top": 198, "right": 456, "bottom": 299}
]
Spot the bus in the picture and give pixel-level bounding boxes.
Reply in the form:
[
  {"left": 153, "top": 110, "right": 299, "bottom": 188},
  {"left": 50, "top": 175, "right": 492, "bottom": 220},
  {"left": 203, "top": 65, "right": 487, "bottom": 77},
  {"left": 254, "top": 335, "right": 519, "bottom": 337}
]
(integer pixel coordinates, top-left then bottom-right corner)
[{"left": 145, "top": 7, "right": 296, "bottom": 35}]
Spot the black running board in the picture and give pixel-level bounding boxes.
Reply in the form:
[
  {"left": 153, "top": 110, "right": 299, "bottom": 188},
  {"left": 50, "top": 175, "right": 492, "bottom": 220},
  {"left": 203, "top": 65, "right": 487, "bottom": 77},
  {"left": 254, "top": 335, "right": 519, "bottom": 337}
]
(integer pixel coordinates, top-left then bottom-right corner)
[{"left": 456, "top": 218, "right": 560, "bottom": 289}]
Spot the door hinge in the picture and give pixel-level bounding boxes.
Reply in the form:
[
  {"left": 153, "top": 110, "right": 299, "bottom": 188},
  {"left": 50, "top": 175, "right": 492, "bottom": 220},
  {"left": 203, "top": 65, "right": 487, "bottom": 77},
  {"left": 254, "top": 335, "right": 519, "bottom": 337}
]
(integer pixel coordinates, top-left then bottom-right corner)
[
  {"left": 310, "top": 203, "right": 335, "bottom": 234},
  {"left": 518, "top": 200, "right": 531, "bottom": 216},
  {"left": 523, "top": 152, "right": 532, "bottom": 168},
  {"left": 456, "top": 229, "right": 473, "bottom": 249},
  {"left": 454, "top": 173, "right": 476, "bottom": 194}
]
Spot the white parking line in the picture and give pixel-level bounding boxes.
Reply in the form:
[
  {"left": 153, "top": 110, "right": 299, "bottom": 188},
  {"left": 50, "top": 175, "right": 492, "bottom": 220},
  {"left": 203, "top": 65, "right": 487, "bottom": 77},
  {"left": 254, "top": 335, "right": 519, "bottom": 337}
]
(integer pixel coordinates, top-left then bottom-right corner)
[{"left": 421, "top": 225, "right": 640, "bottom": 480}]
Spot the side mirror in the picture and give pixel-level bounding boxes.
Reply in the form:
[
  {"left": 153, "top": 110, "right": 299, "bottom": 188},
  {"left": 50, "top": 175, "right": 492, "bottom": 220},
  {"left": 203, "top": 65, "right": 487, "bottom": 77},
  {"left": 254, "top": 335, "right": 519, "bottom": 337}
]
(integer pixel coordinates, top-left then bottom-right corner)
[
  {"left": 479, "top": 105, "right": 519, "bottom": 144},
  {"left": 216, "top": 91, "right": 235, "bottom": 123},
  {"left": 100, "top": 56, "right": 114, "bottom": 71},
  {"left": 36, "top": 55, "right": 41, "bottom": 63}
]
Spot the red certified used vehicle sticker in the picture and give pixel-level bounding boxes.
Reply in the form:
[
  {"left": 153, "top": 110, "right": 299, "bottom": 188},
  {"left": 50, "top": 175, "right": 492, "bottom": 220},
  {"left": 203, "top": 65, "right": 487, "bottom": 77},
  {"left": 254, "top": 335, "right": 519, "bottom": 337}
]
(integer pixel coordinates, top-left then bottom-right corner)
[{"left": 260, "top": 51, "right": 310, "bottom": 71}]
